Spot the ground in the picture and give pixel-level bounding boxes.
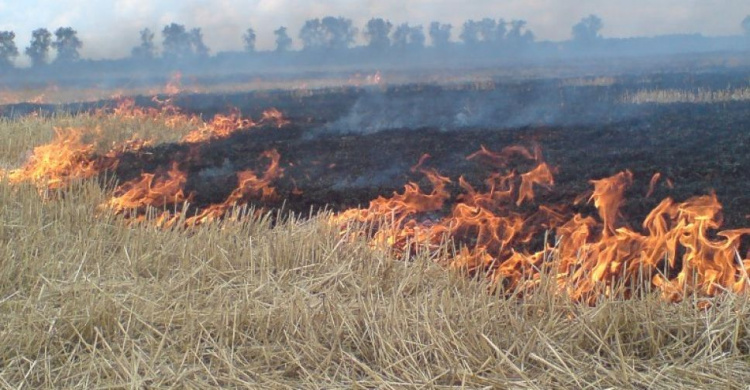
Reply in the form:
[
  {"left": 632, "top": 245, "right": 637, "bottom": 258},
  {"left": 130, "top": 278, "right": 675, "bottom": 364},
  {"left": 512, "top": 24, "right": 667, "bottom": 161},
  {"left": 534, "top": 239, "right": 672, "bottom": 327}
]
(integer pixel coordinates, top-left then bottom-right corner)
[{"left": 0, "top": 65, "right": 749, "bottom": 388}]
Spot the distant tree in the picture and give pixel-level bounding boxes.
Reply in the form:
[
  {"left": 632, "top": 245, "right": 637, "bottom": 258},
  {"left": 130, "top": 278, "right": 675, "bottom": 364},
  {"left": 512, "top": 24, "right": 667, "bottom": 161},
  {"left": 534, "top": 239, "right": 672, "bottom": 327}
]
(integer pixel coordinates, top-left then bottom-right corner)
[
  {"left": 495, "top": 19, "right": 508, "bottom": 42},
  {"left": 274, "top": 27, "right": 292, "bottom": 52},
  {"left": 476, "top": 18, "right": 498, "bottom": 43},
  {"left": 299, "top": 16, "right": 356, "bottom": 50},
  {"left": 161, "top": 23, "right": 208, "bottom": 59},
  {"left": 131, "top": 28, "right": 156, "bottom": 59},
  {"left": 299, "top": 19, "right": 326, "bottom": 50},
  {"left": 189, "top": 28, "right": 209, "bottom": 57},
  {"left": 243, "top": 28, "right": 257, "bottom": 52},
  {"left": 52, "top": 27, "right": 82, "bottom": 63},
  {"left": 364, "top": 18, "right": 393, "bottom": 50},
  {"left": 572, "top": 15, "right": 603, "bottom": 43},
  {"left": 392, "top": 24, "right": 425, "bottom": 50},
  {"left": 25, "top": 28, "right": 52, "bottom": 67},
  {"left": 321, "top": 16, "right": 356, "bottom": 50},
  {"left": 0, "top": 31, "right": 19, "bottom": 69},
  {"left": 742, "top": 15, "right": 750, "bottom": 37},
  {"left": 429, "top": 22, "right": 452, "bottom": 48},
  {"left": 506, "top": 20, "right": 534, "bottom": 46},
  {"left": 460, "top": 20, "right": 481, "bottom": 45},
  {"left": 460, "top": 18, "right": 513, "bottom": 46},
  {"left": 162, "top": 23, "right": 193, "bottom": 59}
]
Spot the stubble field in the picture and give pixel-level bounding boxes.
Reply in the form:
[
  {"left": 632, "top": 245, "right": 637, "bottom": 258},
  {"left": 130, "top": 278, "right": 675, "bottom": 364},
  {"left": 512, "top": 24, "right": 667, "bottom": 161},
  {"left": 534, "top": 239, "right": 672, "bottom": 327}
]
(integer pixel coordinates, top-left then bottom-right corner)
[{"left": 0, "top": 70, "right": 749, "bottom": 388}]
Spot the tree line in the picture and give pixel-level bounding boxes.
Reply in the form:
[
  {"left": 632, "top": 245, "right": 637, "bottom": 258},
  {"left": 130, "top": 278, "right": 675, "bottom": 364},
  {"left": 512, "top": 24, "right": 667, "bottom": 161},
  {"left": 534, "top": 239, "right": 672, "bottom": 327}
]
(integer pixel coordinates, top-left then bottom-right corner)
[{"left": 1, "top": 14, "right": 749, "bottom": 69}]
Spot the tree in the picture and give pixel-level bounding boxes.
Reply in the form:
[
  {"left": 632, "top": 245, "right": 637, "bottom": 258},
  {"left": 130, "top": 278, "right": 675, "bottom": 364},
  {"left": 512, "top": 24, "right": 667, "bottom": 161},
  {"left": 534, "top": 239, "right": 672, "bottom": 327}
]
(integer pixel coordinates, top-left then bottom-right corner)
[
  {"left": 429, "top": 22, "right": 452, "bottom": 48},
  {"left": 460, "top": 20, "right": 481, "bottom": 45},
  {"left": 392, "top": 24, "right": 425, "bottom": 50},
  {"left": 274, "top": 27, "right": 292, "bottom": 52},
  {"left": 52, "top": 27, "right": 83, "bottom": 63},
  {"left": 25, "top": 28, "right": 52, "bottom": 67},
  {"left": 460, "top": 18, "right": 511, "bottom": 46},
  {"left": 162, "top": 23, "right": 192, "bottom": 59},
  {"left": 131, "top": 28, "right": 156, "bottom": 59},
  {"left": 364, "top": 18, "right": 393, "bottom": 50},
  {"left": 476, "top": 18, "right": 498, "bottom": 43},
  {"left": 742, "top": 15, "right": 750, "bottom": 37},
  {"left": 299, "top": 16, "right": 356, "bottom": 50},
  {"left": 189, "top": 28, "right": 209, "bottom": 57},
  {"left": 0, "top": 31, "right": 19, "bottom": 69},
  {"left": 572, "top": 15, "right": 603, "bottom": 43},
  {"left": 506, "top": 20, "right": 534, "bottom": 46},
  {"left": 162, "top": 23, "right": 208, "bottom": 59},
  {"left": 243, "top": 28, "right": 256, "bottom": 52},
  {"left": 299, "top": 19, "right": 326, "bottom": 50},
  {"left": 495, "top": 19, "right": 508, "bottom": 42},
  {"left": 322, "top": 16, "right": 356, "bottom": 50}
]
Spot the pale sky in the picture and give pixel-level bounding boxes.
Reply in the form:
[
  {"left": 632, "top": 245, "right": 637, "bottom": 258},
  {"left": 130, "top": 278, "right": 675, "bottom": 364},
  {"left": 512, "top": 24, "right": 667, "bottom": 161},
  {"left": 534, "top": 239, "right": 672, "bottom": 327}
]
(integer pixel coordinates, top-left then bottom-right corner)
[{"left": 1, "top": 0, "right": 749, "bottom": 63}]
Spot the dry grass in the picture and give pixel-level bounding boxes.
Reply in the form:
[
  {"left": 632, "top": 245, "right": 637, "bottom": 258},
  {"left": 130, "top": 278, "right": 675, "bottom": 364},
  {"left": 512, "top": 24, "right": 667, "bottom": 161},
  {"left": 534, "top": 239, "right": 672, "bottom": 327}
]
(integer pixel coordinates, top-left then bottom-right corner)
[{"left": 1, "top": 114, "right": 750, "bottom": 388}]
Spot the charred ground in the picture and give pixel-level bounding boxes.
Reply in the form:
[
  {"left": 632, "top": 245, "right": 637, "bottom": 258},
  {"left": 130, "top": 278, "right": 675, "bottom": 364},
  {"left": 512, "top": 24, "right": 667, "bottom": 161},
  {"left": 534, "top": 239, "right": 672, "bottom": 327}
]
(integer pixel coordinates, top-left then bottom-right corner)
[{"left": 3, "top": 70, "right": 749, "bottom": 234}]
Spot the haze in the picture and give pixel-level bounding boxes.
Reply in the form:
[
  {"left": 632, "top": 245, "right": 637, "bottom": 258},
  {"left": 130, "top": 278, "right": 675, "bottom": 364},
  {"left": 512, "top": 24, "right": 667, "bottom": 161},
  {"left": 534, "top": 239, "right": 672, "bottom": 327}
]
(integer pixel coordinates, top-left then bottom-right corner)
[{"left": 0, "top": 0, "right": 749, "bottom": 62}]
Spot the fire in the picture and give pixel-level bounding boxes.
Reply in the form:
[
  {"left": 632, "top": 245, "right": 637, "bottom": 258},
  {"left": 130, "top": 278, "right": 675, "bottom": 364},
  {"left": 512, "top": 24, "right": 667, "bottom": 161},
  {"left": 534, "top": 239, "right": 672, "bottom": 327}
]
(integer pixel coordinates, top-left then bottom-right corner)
[
  {"left": 181, "top": 108, "right": 289, "bottom": 143},
  {"left": 182, "top": 150, "right": 284, "bottom": 226},
  {"left": 105, "top": 162, "right": 188, "bottom": 215},
  {"left": 1, "top": 128, "right": 105, "bottom": 191},
  {"left": 3, "top": 96, "right": 748, "bottom": 304},
  {"left": 333, "top": 145, "right": 750, "bottom": 303},
  {"left": 163, "top": 71, "right": 183, "bottom": 96},
  {"left": 182, "top": 110, "right": 255, "bottom": 143},
  {"left": 260, "top": 108, "right": 291, "bottom": 128}
]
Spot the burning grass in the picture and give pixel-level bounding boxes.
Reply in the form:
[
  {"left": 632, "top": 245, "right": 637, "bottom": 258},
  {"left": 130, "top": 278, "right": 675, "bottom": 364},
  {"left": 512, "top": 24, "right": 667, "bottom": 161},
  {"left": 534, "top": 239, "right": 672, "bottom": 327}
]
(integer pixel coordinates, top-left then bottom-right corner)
[{"left": 1, "top": 108, "right": 750, "bottom": 387}]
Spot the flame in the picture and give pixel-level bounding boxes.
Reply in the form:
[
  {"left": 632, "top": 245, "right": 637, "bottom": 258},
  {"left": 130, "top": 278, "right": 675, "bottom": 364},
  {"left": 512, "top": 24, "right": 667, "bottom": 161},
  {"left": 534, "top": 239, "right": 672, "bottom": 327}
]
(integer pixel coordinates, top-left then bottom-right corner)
[
  {"left": 260, "top": 108, "right": 291, "bottom": 128},
  {"left": 183, "top": 150, "right": 284, "bottom": 226},
  {"left": 164, "top": 71, "right": 182, "bottom": 96},
  {"left": 2, "top": 128, "right": 105, "bottom": 190},
  {"left": 105, "top": 162, "right": 188, "bottom": 215},
  {"left": 3, "top": 98, "right": 748, "bottom": 303},
  {"left": 333, "top": 146, "right": 749, "bottom": 303},
  {"left": 646, "top": 172, "right": 661, "bottom": 198},
  {"left": 182, "top": 110, "right": 256, "bottom": 143}
]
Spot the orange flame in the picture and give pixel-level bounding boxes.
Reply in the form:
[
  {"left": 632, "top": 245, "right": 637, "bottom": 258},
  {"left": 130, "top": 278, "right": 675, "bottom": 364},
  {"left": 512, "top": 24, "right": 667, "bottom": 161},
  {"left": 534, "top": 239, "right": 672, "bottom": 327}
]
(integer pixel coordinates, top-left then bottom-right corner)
[
  {"left": 183, "top": 150, "right": 284, "bottom": 226},
  {"left": 260, "top": 108, "right": 291, "bottom": 128},
  {"left": 3, "top": 98, "right": 747, "bottom": 304},
  {"left": 105, "top": 162, "right": 188, "bottom": 215},
  {"left": 333, "top": 146, "right": 750, "bottom": 303},
  {"left": 2, "top": 128, "right": 104, "bottom": 190}
]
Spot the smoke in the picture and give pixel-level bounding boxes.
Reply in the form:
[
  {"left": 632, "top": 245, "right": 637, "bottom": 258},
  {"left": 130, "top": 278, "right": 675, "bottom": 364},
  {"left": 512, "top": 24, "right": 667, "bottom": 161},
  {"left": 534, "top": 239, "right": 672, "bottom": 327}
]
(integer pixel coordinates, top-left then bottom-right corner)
[
  {"left": 1, "top": 0, "right": 749, "bottom": 64},
  {"left": 316, "top": 82, "right": 636, "bottom": 137}
]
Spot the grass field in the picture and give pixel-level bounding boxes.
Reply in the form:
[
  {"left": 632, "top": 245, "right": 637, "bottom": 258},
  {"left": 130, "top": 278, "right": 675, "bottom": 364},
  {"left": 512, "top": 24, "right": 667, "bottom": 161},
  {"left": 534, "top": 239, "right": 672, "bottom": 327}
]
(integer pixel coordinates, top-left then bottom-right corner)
[{"left": 1, "top": 111, "right": 750, "bottom": 389}]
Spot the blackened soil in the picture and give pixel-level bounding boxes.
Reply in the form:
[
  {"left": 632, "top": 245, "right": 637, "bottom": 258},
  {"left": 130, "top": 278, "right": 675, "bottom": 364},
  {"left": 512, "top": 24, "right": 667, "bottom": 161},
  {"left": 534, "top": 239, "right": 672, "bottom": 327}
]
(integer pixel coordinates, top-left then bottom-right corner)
[{"left": 110, "top": 98, "right": 750, "bottom": 240}]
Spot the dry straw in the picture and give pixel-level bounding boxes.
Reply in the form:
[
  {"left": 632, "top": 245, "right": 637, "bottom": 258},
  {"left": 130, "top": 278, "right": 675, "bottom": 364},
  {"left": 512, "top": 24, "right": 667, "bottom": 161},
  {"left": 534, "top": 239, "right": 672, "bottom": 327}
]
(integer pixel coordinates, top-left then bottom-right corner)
[{"left": 0, "top": 114, "right": 749, "bottom": 388}]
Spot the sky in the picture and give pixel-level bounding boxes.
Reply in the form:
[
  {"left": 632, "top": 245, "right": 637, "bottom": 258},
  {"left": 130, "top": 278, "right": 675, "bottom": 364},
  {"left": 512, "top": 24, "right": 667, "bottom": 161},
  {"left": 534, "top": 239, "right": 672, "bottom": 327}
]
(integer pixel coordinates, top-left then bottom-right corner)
[{"left": 1, "top": 0, "right": 749, "bottom": 63}]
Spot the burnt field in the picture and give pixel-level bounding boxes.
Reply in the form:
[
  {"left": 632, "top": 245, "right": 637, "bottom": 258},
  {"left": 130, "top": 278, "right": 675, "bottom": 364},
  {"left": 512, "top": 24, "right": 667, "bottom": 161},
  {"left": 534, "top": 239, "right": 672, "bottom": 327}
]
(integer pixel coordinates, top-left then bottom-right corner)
[
  {"left": 2, "top": 68, "right": 750, "bottom": 387},
  {"left": 3, "top": 69, "right": 749, "bottom": 259},
  {"left": 72, "top": 72, "right": 749, "bottom": 231}
]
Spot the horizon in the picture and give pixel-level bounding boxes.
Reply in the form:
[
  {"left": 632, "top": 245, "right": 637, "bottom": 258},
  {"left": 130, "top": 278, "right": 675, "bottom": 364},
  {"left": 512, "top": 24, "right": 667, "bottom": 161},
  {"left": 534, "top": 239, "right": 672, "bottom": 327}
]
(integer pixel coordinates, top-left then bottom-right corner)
[{"left": 0, "top": 0, "right": 749, "bottom": 66}]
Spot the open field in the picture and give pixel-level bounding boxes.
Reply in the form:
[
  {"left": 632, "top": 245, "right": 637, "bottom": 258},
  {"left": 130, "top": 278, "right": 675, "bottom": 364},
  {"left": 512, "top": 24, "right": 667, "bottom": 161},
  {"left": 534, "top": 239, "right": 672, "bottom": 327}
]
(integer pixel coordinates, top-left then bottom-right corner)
[{"left": 0, "top": 69, "right": 749, "bottom": 388}]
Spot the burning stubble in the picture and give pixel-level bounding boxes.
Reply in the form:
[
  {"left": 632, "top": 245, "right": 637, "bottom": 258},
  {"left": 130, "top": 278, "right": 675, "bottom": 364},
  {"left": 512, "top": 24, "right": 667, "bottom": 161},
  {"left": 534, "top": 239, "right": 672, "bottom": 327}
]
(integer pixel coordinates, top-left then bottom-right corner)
[{"left": 2, "top": 96, "right": 748, "bottom": 305}]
